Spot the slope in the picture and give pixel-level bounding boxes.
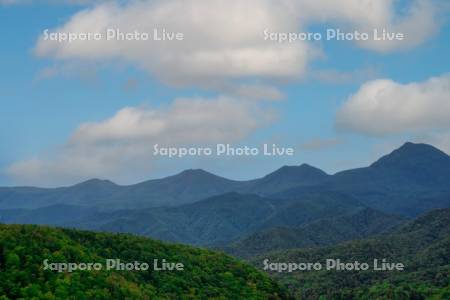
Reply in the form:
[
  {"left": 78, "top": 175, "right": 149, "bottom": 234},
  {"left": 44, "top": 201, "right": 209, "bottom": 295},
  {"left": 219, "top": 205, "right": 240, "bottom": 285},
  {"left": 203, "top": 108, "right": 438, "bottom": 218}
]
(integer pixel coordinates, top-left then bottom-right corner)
[
  {"left": 0, "top": 224, "right": 287, "bottom": 299},
  {"left": 253, "top": 208, "right": 450, "bottom": 299},
  {"left": 276, "top": 142, "right": 450, "bottom": 216},
  {"left": 224, "top": 207, "right": 406, "bottom": 258}
]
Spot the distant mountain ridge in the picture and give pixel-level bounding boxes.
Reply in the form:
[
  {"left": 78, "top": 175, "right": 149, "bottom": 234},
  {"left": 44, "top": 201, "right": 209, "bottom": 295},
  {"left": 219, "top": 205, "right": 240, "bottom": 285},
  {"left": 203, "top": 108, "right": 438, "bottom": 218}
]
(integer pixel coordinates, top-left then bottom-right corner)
[
  {"left": 1, "top": 142, "right": 449, "bottom": 254},
  {"left": 0, "top": 161, "right": 330, "bottom": 210},
  {"left": 276, "top": 142, "right": 450, "bottom": 216},
  {"left": 1, "top": 142, "right": 449, "bottom": 240},
  {"left": 2, "top": 142, "right": 449, "bottom": 212}
]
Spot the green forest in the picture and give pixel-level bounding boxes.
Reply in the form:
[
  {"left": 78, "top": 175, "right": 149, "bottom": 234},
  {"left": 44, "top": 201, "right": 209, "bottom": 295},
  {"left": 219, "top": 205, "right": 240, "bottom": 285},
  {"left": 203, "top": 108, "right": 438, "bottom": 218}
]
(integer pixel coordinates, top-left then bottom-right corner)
[
  {"left": 0, "top": 224, "right": 286, "bottom": 299},
  {"left": 252, "top": 208, "right": 450, "bottom": 299}
]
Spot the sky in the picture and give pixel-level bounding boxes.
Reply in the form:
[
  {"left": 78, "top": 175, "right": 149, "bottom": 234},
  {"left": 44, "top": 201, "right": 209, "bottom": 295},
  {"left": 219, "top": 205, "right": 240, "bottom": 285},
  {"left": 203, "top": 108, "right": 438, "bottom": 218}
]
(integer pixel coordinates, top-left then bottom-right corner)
[{"left": 0, "top": 0, "right": 449, "bottom": 187}]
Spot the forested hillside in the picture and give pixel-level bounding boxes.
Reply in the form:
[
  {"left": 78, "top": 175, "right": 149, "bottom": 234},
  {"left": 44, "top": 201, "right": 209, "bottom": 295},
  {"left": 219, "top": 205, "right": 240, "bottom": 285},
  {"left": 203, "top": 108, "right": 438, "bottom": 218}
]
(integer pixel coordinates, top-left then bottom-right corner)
[
  {"left": 224, "top": 207, "right": 405, "bottom": 258},
  {"left": 252, "top": 208, "right": 450, "bottom": 299},
  {"left": 0, "top": 225, "right": 287, "bottom": 299}
]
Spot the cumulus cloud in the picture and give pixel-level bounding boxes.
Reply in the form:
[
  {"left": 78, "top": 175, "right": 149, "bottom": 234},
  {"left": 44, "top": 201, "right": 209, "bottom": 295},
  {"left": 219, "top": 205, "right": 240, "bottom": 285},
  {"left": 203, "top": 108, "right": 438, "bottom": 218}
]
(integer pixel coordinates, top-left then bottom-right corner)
[
  {"left": 296, "top": 0, "right": 440, "bottom": 52},
  {"left": 36, "top": 0, "right": 311, "bottom": 87},
  {"left": 336, "top": 74, "right": 450, "bottom": 135},
  {"left": 7, "top": 96, "right": 276, "bottom": 186},
  {"left": 35, "top": 0, "right": 441, "bottom": 88},
  {"left": 70, "top": 96, "right": 273, "bottom": 145}
]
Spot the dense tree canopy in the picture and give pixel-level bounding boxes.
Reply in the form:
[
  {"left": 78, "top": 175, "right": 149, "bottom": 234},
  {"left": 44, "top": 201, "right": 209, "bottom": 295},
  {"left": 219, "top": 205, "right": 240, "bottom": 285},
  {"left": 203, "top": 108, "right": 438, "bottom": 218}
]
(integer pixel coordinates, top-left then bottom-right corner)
[
  {"left": 253, "top": 208, "right": 450, "bottom": 299},
  {"left": 0, "top": 224, "right": 287, "bottom": 299}
]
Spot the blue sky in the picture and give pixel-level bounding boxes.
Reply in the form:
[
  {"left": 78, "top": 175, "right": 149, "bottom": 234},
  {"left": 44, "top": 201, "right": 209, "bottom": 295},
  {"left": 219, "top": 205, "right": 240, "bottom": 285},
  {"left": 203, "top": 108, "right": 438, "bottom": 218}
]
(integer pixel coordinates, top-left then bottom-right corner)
[{"left": 1, "top": 0, "right": 449, "bottom": 186}]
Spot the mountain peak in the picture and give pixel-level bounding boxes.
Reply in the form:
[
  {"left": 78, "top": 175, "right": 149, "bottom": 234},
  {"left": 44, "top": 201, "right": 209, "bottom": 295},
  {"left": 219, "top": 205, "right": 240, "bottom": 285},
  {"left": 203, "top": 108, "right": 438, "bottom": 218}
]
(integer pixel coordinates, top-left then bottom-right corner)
[
  {"left": 371, "top": 142, "right": 449, "bottom": 169},
  {"left": 74, "top": 178, "right": 117, "bottom": 188},
  {"left": 177, "top": 169, "right": 217, "bottom": 178},
  {"left": 298, "top": 163, "right": 325, "bottom": 171},
  {"left": 165, "top": 169, "right": 234, "bottom": 185},
  {"left": 263, "top": 164, "right": 328, "bottom": 182},
  {"left": 180, "top": 168, "right": 209, "bottom": 174},
  {"left": 398, "top": 142, "right": 442, "bottom": 152}
]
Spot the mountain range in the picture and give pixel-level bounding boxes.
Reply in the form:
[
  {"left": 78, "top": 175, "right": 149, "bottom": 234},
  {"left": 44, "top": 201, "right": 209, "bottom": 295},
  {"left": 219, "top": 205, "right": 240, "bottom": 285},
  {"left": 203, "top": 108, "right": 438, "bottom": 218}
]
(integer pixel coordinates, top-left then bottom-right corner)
[
  {"left": 0, "top": 164, "right": 327, "bottom": 210},
  {"left": 1, "top": 142, "right": 449, "bottom": 213},
  {"left": 1, "top": 142, "right": 449, "bottom": 298},
  {"left": 1, "top": 142, "right": 449, "bottom": 248}
]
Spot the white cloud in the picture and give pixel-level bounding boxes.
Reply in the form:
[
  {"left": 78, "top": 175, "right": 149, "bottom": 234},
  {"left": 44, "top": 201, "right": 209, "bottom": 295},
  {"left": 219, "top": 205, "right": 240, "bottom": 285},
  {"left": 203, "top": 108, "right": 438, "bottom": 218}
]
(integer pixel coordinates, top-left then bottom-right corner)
[
  {"left": 7, "top": 96, "right": 276, "bottom": 186},
  {"left": 35, "top": 0, "right": 441, "bottom": 88},
  {"left": 336, "top": 74, "right": 450, "bottom": 135},
  {"left": 36, "top": 0, "right": 311, "bottom": 87},
  {"left": 70, "top": 96, "right": 273, "bottom": 145},
  {"left": 296, "top": 0, "right": 440, "bottom": 52}
]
